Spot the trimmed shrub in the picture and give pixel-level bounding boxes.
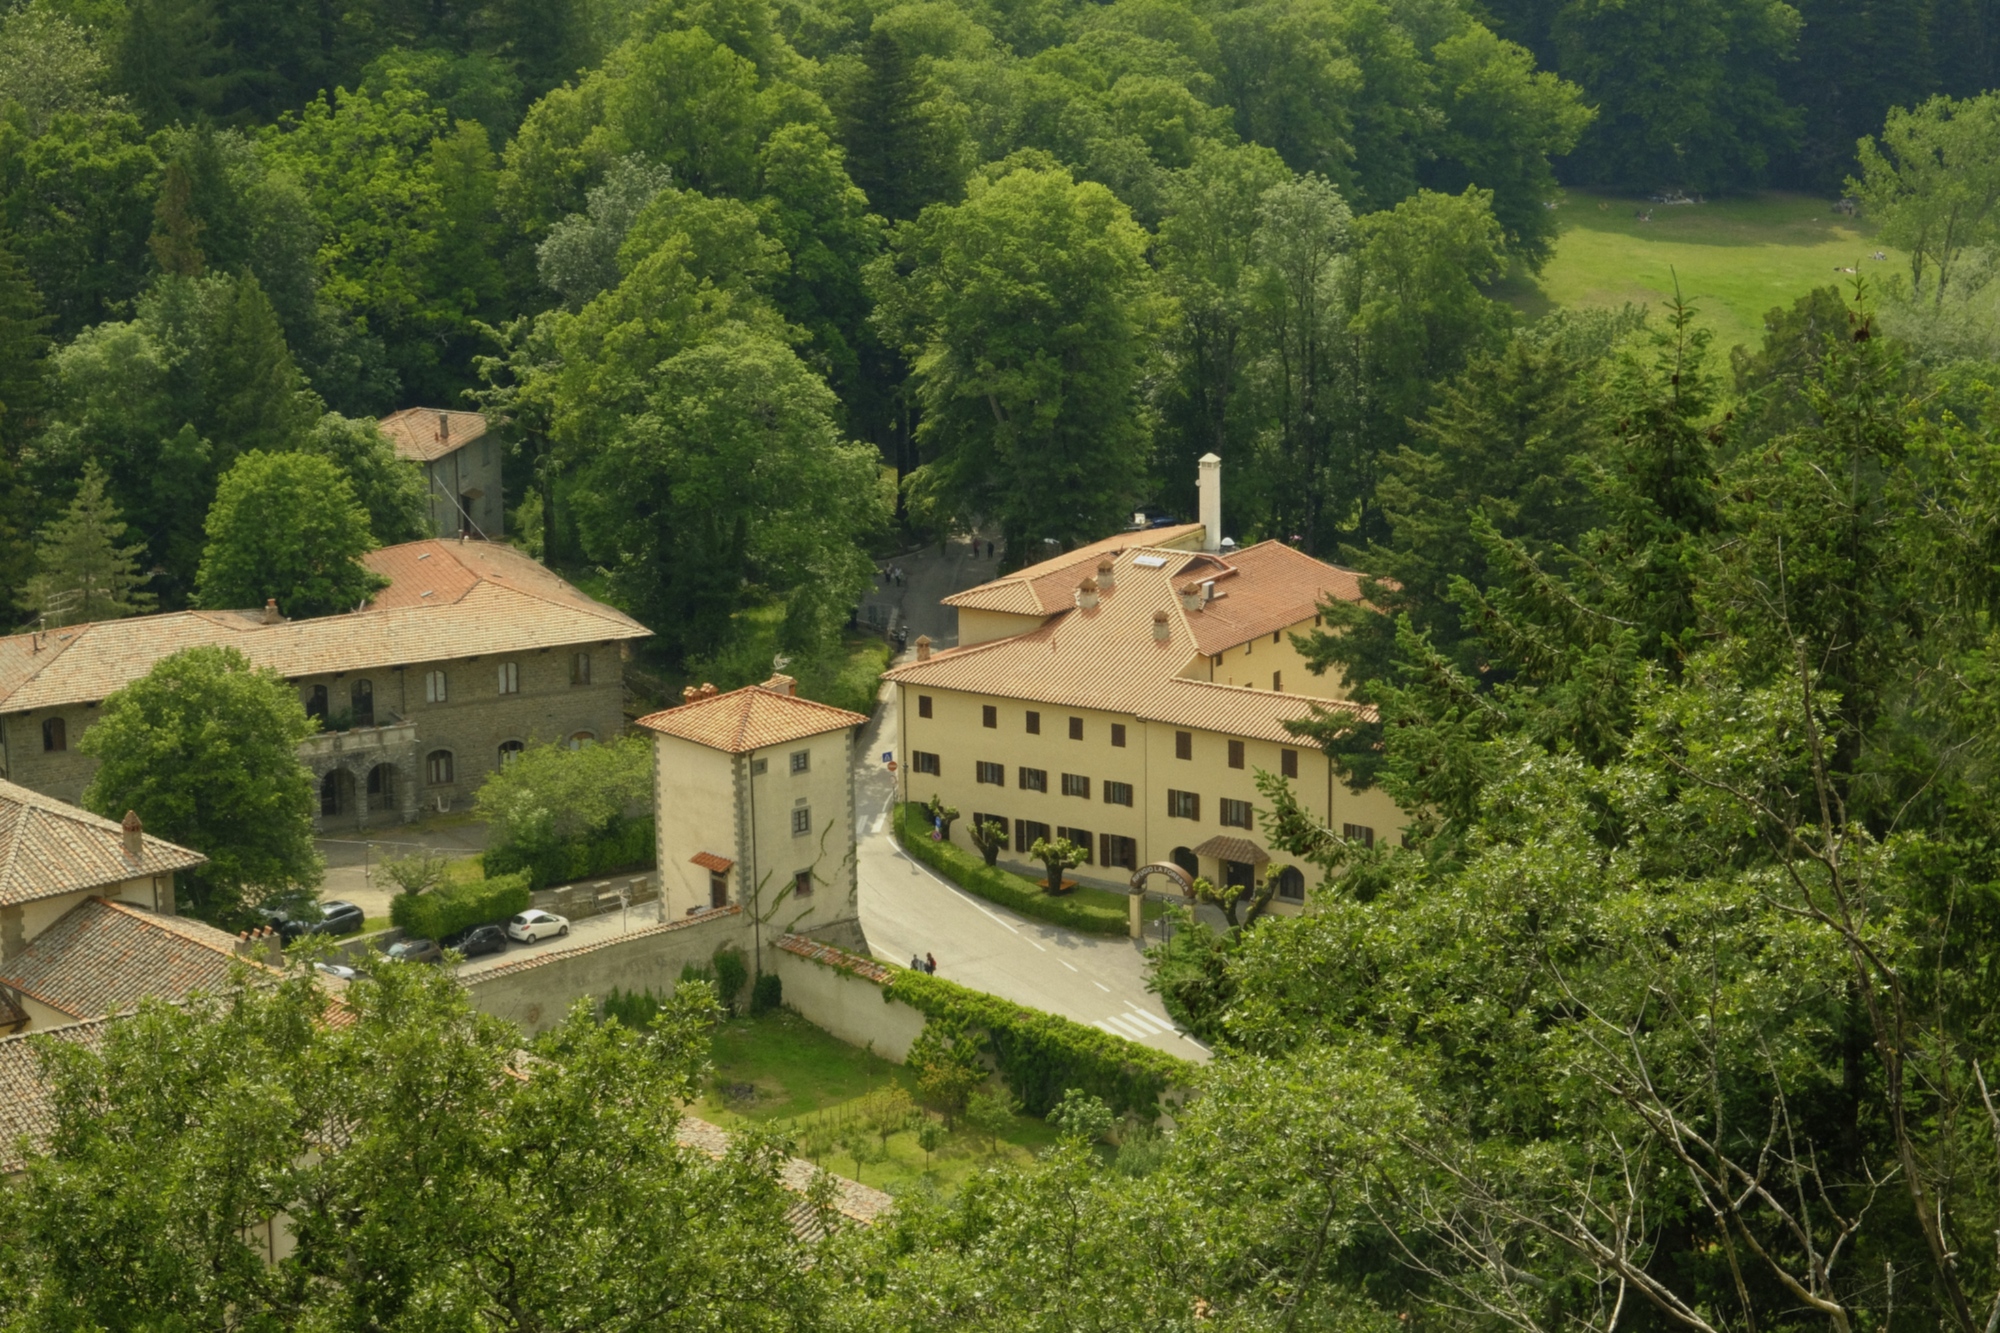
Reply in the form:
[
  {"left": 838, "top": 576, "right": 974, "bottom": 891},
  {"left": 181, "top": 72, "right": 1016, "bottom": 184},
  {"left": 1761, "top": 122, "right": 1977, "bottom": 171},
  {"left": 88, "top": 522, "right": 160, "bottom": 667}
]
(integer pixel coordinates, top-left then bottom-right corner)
[
  {"left": 894, "top": 803, "right": 1134, "bottom": 935},
  {"left": 603, "top": 986, "right": 664, "bottom": 1028},
  {"left": 389, "top": 871, "right": 531, "bottom": 942},
  {"left": 885, "top": 966, "right": 1191, "bottom": 1118},
  {"left": 750, "top": 971, "right": 782, "bottom": 1015},
  {"left": 482, "top": 815, "right": 655, "bottom": 890},
  {"left": 712, "top": 946, "right": 749, "bottom": 1015}
]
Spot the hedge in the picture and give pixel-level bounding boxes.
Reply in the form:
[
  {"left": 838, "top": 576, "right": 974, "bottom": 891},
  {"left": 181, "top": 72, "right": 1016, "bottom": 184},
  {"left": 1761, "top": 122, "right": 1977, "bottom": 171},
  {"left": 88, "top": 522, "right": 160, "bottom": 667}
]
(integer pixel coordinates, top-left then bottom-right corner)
[
  {"left": 885, "top": 966, "right": 1192, "bottom": 1119},
  {"left": 894, "top": 803, "right": 1136, "bottom": 936},
  {"left": 481, "top": 815, "right": 655, "bottom": 890},
  {"left": 390, "top": 871, "right": 532, "bottom": 942}
]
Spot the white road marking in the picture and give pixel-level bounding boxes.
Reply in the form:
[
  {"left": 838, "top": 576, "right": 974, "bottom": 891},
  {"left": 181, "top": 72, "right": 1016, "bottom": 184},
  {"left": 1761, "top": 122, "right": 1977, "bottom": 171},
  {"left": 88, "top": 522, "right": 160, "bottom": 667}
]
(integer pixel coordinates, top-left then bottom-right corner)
[
  {"left": 1027, "top": 939, "right": 1046, "bottom": 952},
  {"left": 1059, "top": 959, "right": 1078, "bottom": 973},
  {"left": 1093, "top": 981, "right": 1111, "bottom": 993},
  {"left": 1120, "top": 1010, "right": 1175, "bottom": 1036},
  {"left": 1096, "top": 1015, "right": 1150, "bottom": 1040},
  {"left": 869, "top": 812, "right": 886, "bottom": 835}
]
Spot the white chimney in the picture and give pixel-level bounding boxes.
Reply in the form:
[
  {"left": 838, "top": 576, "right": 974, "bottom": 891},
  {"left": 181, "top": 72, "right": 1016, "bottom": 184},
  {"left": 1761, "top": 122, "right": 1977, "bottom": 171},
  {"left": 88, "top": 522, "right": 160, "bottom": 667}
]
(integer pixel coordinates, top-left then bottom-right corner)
[
  {"left": 1074, "top": 578, "right": 1099, "bottom": 610},
  {"left": 1152, "top": 609, "right": 1170, "bottom": 643},
  {"left": 1096, "top": 558, "right": 1115, "bottom": 591},
  {"left": 1198, "top": 453, "right": 1222, "bottom": 553}
]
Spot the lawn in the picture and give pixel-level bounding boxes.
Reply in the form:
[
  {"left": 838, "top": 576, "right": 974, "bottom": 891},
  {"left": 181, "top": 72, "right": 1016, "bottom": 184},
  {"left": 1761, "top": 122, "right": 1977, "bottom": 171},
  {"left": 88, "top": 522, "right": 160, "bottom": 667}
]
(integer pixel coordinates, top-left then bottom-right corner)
[
  {"left": 1495, "top": 189, "right": 1903, "bottom": 354},
  {"left": 895, "top": 802, "right": 1168, "bottom": 936},
  {"left": 692, "top": 1008, "right": 1061, "bottom": 1193}
]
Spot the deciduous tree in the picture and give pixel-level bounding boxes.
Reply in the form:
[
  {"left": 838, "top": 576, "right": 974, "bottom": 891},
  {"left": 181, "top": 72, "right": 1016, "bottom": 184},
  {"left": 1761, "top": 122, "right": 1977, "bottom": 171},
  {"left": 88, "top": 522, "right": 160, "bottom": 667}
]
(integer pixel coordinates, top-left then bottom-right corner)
[{"left": 194, "top": 450, "right": 384, "bottom": 618}]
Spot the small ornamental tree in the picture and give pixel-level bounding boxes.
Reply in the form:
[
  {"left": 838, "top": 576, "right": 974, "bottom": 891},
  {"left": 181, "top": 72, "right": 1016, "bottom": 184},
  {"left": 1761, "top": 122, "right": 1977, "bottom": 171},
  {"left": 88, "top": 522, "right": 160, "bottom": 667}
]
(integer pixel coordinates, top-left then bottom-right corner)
[
  {"left": 1028, "top": 836, "right": 1088, "bottom": 895},
  {"left": 922, "top": 793, "right": 959, "bottom": 842},
  {"left": 1191, "top": 873, "right": 1278, "bottom": 932},
  {"left": 969, "top": 817, "right": 1007, "bottom": 867}
]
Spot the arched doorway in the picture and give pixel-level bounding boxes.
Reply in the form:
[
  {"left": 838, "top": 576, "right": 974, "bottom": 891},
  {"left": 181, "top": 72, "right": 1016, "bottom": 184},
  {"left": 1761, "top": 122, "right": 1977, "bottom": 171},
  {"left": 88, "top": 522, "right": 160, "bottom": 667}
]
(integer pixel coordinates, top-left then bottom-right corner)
[
  {"left": 320, "top": 768, "right": 354, "bottom": 819},
  {"left": 1276, "top": 865, "right": 1306, "bottom": 902},
  {"left": 1170, "top": 846, "right": 1198, "bottom": 879},
  {"left": 367, "top": 763, "right": 397, "bottom": 809}
]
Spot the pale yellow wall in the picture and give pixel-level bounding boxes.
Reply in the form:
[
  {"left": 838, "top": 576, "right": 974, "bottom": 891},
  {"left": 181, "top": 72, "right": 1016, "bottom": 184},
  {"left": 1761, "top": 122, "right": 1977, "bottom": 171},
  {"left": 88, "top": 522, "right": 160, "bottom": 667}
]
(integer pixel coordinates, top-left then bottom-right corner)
[
  {"left": 1175, "top": 616, "right": 1351, "bottom": 700},
  {"left": 956, "top": 608, "right": 1047, "bottom": 647},
  {"left": 897, "top": 682, "right": 1402, "bottom": 912},
  {"left": 1, "top": 876, "right": 173, "bottom": 964},
  {"left": 654, "top": 737, "right": 737, "bottom": 922},
  {"left": 742, "top": 729, "right": 857, "bottom": 940}
]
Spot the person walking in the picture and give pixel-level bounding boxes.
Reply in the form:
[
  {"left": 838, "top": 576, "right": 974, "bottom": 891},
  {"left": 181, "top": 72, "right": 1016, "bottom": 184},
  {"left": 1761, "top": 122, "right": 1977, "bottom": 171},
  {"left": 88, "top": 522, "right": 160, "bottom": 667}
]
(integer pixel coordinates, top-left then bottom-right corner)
[
  {"left": 925, "top": 952, "right": 937, "bottom": 975},
  {"left": 911, "top": 954, "right": 922, "bottom": 971}
]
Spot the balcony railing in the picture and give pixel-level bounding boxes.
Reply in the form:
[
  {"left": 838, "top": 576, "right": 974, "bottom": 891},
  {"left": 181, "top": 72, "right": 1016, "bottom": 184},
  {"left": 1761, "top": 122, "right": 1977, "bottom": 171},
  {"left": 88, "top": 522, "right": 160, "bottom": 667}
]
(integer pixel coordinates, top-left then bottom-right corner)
[{"left": 297, "top": 716, "right": 416, "bottom": 761}]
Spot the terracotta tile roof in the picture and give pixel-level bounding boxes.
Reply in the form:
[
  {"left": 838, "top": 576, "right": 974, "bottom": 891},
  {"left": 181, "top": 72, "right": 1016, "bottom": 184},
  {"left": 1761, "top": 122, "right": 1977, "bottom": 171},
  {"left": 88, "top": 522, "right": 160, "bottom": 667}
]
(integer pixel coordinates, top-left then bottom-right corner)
[
  {"left": 0, "top": 540, "right": 649, "bottom": 713},
  {"left": 1191, "top": 834, "right": 1270, "bottom": 865},
  {"left": 0, "top": 897, "right": 277, "bottom": 1020},
  {"left": 674, "top": 1113, "right": 893, "bottom": 1229},
  {"left": 0, "top": 1013, "right": 112, "bottom": 1172},
  {"left": 775, "top": 933, "right": 896, "bottom": 985},
  {"left": 378, "top": 407, "right": 490, "bottom": 463},
  {"left": 887, "top": 540, "right": 1372, "bottom": 745},
  {"left": 0, "top": 779, "right": 205, "bottom": 909},
  {"left": 635, "top": 686, "right": 868, "bottom": 754},
  {"left": 689, "top": 852, "right": 734, "bottom": 874},
  {"left": 944, "top": 524, "right": 1204, "bottom": 615}
]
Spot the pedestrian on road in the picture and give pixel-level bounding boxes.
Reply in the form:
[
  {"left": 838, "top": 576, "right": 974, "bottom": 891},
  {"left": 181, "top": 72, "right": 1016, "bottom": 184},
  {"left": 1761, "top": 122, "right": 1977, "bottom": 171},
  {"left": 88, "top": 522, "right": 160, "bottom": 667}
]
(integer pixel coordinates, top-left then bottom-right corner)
[
  {"left": 925, "top": 952, "right": 937, "bottom": 974},
  {"left": 911, "top": 954, "right": 922, "bottom": 971}
]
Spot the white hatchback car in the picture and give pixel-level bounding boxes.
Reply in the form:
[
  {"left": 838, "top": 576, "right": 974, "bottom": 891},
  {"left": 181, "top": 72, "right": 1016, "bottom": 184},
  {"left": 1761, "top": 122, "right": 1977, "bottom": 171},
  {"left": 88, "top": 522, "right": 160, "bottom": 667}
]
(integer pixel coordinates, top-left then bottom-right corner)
[{"left": 507, "top": 909, "right": 570, "bottom": 944}]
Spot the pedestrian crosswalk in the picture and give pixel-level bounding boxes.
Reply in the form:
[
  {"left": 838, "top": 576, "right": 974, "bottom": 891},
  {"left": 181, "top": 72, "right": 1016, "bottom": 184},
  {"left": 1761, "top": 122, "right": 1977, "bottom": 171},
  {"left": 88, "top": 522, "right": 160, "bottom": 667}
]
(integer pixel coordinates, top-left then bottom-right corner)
[{"left": 1094, "top": 1006, "right": 1181, "bottom": 1043}]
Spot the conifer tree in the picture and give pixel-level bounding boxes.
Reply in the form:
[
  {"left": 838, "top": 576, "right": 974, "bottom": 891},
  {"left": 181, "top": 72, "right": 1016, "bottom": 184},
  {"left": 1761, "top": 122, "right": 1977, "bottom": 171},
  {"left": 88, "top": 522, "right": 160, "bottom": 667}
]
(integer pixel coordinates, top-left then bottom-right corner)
[
  {"left": 0, "top": 237, "right": 49, "bottom": 617},
  {"left": 199, "top": 272, "right": 319, "bottom": 471},
  {"left": 24, "top": 462, "right": 156, "bottom": 627},
  {"left": 839, "top": 26, "right": 960, "bottom": 222}
]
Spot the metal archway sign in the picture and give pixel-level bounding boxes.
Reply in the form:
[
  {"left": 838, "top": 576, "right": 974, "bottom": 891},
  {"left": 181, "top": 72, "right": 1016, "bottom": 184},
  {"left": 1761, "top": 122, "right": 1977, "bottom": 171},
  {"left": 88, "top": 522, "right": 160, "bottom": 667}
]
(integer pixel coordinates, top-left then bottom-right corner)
[{"left": 1126, "top": 863, "right": 1193, "bottom": 939}]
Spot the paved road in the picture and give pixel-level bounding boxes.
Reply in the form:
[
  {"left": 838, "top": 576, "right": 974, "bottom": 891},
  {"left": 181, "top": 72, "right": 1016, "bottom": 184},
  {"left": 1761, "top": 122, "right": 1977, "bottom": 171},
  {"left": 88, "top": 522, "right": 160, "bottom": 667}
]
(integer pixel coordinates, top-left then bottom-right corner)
[{"left": 852, "top": 537, "right": 1210, "bottom": 1062}]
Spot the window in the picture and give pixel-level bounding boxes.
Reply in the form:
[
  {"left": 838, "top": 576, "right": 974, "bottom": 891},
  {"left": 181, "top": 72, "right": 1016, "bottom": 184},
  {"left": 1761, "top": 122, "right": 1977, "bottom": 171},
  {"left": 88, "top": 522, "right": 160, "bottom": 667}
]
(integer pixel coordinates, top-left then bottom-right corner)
[
  {"left": 1228, "top": 739, "right": 1245, "bottom": 769},
  {"left": 1276, "top": 866, "right": 1306, "bottom": 901},
  {"left": 912, "top": 750, "right": 941, "bottom": 775},
  {"left": 1100, "top": 834, "right": 1139, "bottom": 870},
  {"left": 976, "top": 761, "right": 1005, "bottom": 785},
  {"left": 496, "top": 661, "right": 519, "bottom": 695},
  {"left": 1273, "top": 671, "right": 1283, "bottom": 692},
  {"left": 792, "top": 807, "right": 812, "bottom": 836},
  {"left": 918, "top": 694, "right": 933, "bottom": 719},
  {"left": 1111, "top": 723, "right": 1126, "bottom": 747},
  {"left": 1175, "top": 730, "right": 1192, "bottom": 760},
  {"left": 751, "top": 757, "right": 768, "bottom": 776},
  {"left": 1061, "top": 773, "right": 1090, "bottom": 798},
  {"left": 1056, "top": 827, "right": 1094, "bottom": 861},
  {"left": 1018, "top": 767, "right": 1048, "bottom": 793},
  {"left": 1025, "top": 710, "right": 1041, "bottom": 735},
  {"left": 1068, "top": 716, "right": 1083, "bottom": 740},
  {"left": 306, "top": 684, "right": 328, "bottom": 720},
  {"left": 570, "top": 651, "right": 592, "bottom": 686},
  {"left": 1168, "top": 789, "right": 1200, "bottom": 820},
  {"left": 982, "top": 704, "right": 997, "bottom": 728},
  {"left": 499, "top": 740, "right": 525, "bottom": 765},
  {"left": 1244, "top": 638, "right": 1252, "bottom": 655},
  {"left": 424, "top": 670, "right": 448, "bottom": 704},
  {"left": 567, "top": 731, "right": 596, "bottom": 750},
  {"left": 790, "top": 749, "right": 811, "bottom": 774},
  {"left": 1220, "top": 798, "right": 1254, "bottom": 829},
  {"left": 41, "top": 717, "right": 64, "bottom": 752},
  {"left": 1342, "top": 823, "right": 1376, "bottom": 849},
  {"left": 793, "top": 870, "right": 814, "bottom": 897},
  {"left": 1281, "top": 748, "right": 1299, "bottom": 779},
  {"left": 710, "top": 871, "right": 729, "bottom": 909},
  {"left": 367, "top": 764, "right": 395, "bottom": 801},
  {"left": 351, "top": 679, "right": 374, "bottom": 727},
  {"left": 1273, "top": 631, "right": 1281, "bottom": 644},
  {"left": 1015, "top": 819, "right": 1051, "bottom": 853},
  {"left": 426, "top": 750, "right": 455, "bottom": 786},
  {"left": 1104, "top": 780, "right": 1133, "bottom": 807}
]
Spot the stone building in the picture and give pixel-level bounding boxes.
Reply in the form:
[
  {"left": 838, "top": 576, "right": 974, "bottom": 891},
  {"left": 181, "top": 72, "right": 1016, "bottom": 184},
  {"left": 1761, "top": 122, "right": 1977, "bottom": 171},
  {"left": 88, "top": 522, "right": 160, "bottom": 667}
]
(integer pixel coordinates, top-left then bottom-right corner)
[
  {"left": 0, "top": 540, "right": 649, "bottom": 829},
  {"left": 637, "top": 678, "right": 869, "bottom": 950},
  {"left": 884, "top": 455, "right": 1407, "bottom": 910},
  {"left": 379, "top": 407, "right": 506, "bottom": 540}
]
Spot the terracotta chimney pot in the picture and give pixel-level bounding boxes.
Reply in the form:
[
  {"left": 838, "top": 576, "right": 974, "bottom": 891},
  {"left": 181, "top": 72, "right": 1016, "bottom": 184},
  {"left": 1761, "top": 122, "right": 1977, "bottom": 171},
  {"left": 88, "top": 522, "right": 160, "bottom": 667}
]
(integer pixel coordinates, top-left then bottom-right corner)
[
  {"left": 1096, "top": 558, "right": 1115, "bottom": 590},
  {"left": 262, "top": 598, "right": 280, "bottom": 624},
  {"left": 121, "top": 809, "right": 143, "bottom": 859},
  {"left": 915, "top": 635, "right": 932, "bottom": 661},
  {"left": 1153, "top": 609, "right": 1171, "bottom": 643},
  {"left": 1178, "top": 582, "right": 1204, "bottom": 611},
  {"left": 1074, "top": 578, "right": 1099, "bottom": 610}
]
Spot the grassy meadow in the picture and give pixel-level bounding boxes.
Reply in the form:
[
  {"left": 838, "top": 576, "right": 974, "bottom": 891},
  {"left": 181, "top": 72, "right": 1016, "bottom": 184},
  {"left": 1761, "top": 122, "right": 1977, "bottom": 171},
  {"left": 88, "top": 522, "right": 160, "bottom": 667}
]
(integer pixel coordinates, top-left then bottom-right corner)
[{"left": 1496, "top": 190, "right": 1904, "bottom": 353}]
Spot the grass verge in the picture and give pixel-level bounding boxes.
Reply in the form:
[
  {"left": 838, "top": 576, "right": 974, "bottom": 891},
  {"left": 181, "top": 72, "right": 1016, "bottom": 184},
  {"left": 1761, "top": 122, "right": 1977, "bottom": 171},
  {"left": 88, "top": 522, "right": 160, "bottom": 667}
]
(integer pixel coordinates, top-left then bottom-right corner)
[
  {"left": 1496, "top": 189, "right": 1899, "bottom": 353},
  {"left": 894, "top": 802, "right": 1164, "bottom": 936},
  {"left": 693, "top": 1008, "right": 1059, "bottom": 1193}
]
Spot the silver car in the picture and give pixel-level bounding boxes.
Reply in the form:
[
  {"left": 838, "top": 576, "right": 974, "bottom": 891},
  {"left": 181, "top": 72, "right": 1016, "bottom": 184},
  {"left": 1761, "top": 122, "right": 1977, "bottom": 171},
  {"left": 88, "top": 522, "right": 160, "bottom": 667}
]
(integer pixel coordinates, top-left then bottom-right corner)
[{"left": 506, "top": 910, "right": 570, "bottom": 944}]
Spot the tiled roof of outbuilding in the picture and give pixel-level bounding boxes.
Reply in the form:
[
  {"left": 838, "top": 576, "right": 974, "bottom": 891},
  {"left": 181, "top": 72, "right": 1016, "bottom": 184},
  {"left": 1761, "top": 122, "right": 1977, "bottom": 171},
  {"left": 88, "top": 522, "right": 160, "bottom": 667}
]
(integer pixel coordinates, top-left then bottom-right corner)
[
  {"left": 944, "top": 524, "right": 1205, "bottom": 615},
  {"left": 378, "top": 407, "right": 489, "bottom": 462},
  {"left": 0, "top": 779, "right": 206, "bottom": 908},
  {"left": 0, "top": 897, "right": 274, "bottom": 1020},
  {"left": 0, "top": 1013, "right": 113, "bottom": 1172},
  {"left": 0, "top": 540, "right": 649, "bottom": 714},
  {"left": 888, "top": 540, "right": 1372, "bottom": 745},
  {"left": 636, "top": 686, "right": 867, "bottom": 754}
]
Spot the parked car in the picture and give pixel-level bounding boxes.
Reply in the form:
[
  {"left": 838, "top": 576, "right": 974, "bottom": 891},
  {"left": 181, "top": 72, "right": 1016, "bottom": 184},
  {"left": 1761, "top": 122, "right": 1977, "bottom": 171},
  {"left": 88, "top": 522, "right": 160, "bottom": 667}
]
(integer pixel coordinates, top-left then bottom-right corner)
[
  {"left": 506, "top": 910, "right": 570, "bottom": 944},
  {"left": 446, "top": 924, "right": 508, "bottom": 959},
  {"left": 263, "top": 900, "right": 367, "bottom": 942},
  {"left": 313, "top": 961, "right": 362, "bottom": 980},
  {"left": 386, "top": 938, "right": 443, "bottom": 964}
]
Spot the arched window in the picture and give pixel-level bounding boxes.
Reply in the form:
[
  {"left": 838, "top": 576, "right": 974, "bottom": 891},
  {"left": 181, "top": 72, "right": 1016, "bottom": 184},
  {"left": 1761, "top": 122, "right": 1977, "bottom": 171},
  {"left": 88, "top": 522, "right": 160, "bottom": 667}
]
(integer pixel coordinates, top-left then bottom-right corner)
[
  {"left": 1170, "top": 845, "right": 1198, "bottom": 879},
  {"left": 570, "top": 651, "right": 592, "bottom": 686},
  {"left": 426, "top": 750, "right": 455, "bottom": 786},
  {"left": 306, "top": 684, "right": 329, "bottom": 721},
  {"left": 41, "top": 717, "right": 65, "bottom": 752},
  {"left": 499, "top": 740, "right": 525, "bottom": 765},
  {"left": 351, "top": 679, "right": 375, "bottom": 727},
  {"left": 424, "top": 670, "right": 448, "bottom": 704},
  {"left": 567, "top": 731, "right": 596, "bottom": 750},
  {"left": 1276, "top": 866, "right": 1306, "bottom": 901},
  {"left": 320, "top": 770, "right": 348, "bottom": 817}
]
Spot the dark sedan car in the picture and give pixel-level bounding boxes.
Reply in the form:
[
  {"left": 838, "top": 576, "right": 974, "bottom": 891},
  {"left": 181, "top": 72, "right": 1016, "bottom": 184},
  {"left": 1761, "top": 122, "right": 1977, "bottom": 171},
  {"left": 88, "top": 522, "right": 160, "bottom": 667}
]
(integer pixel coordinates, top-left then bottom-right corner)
[
  {"left": 385, "top": 937, "right": 443, "bottom": 964},
  {"left": 266, "top": 900, "right": 367, "bottom": 942},
  {"left": 445, "top": 924, "right": 508, "bottom": 959}
]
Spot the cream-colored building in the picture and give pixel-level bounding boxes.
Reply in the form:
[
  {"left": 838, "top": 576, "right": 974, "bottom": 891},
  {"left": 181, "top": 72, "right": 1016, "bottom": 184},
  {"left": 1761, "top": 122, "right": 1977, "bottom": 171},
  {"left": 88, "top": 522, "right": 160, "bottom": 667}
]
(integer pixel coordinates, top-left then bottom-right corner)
[
  {"left": 885, "top": 456, "right": 1405, "bottom": 911},
  {"left": 637, "top": 678, "right": 869, "bottom": 949}
]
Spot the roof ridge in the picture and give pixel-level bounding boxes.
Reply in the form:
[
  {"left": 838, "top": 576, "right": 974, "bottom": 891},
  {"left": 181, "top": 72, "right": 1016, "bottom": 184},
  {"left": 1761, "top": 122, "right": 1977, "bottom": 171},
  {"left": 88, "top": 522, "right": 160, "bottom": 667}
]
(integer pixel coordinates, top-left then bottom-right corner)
[{"left": 89, "top": 895, "right": 260, "bottom": 961}]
